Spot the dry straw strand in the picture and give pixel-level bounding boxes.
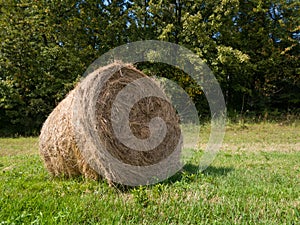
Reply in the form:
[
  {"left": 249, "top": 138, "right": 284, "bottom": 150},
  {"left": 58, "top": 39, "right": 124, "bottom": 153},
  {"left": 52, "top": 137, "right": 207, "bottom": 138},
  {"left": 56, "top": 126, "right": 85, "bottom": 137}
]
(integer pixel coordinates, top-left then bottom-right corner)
[{"left": 39, "top": 62, "right": 182, "bottom": 185}]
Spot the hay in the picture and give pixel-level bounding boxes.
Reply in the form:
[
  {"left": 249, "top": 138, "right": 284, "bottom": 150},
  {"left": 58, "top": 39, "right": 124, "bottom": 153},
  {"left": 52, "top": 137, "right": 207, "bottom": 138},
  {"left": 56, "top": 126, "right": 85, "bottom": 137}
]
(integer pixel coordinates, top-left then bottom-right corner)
[{"left": 39, "top": 62, "right": 182, "bottom": 185}]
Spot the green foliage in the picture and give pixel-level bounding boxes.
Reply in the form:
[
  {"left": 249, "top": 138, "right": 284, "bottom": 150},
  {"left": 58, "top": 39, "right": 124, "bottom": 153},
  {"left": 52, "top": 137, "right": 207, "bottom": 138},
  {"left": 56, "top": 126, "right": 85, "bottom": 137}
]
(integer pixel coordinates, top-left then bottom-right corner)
[
  {"left": 0, "top": 0, "right": 84, "bottom": 135},
  {"left": 0, "top": 0, "right": 132, "bottom": 135},
  {"left": 0, "top": 0, "right": 299, "bottom": 135}
]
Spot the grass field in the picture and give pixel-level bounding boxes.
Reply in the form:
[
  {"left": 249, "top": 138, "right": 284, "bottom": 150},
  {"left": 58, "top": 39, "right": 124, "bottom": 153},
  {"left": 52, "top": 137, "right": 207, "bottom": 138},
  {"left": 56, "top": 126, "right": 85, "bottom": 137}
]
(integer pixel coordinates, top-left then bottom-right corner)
[{"left": 0, "top": 121, "right": 299, "bottom": 224}]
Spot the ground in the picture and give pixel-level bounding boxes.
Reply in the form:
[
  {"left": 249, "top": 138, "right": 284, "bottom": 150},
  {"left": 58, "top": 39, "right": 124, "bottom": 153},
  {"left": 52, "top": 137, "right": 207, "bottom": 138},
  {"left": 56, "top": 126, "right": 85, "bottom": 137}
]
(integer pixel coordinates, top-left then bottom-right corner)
[{"left": 0, "top": 121, "right": 299, "bottom": 224}]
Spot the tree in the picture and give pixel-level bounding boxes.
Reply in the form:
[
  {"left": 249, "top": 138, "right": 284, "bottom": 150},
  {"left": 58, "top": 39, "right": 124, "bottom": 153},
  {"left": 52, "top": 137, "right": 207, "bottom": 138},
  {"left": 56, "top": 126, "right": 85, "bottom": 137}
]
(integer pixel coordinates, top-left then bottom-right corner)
[
  {"left": 0, "top": 0, "right": 131, "bottom": 135},
  {"left": 0, "top": 0, "right": 299, "bottom": 135},
  {"left": 147, "top": 0, "right": 299, "bottom": 113}
]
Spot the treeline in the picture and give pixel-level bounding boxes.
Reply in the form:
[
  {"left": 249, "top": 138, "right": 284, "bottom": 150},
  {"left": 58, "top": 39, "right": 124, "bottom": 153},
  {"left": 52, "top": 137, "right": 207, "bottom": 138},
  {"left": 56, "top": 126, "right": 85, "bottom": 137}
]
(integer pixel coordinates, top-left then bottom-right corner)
[{"left": 0, "top": 0, "right": 299, "bottom": 136}]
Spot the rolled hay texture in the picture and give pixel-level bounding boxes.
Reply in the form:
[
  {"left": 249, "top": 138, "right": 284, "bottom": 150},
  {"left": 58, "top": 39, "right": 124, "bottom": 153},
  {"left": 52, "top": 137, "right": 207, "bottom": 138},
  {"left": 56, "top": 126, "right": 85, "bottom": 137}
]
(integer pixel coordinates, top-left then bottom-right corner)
[{"left": 39, "top": 62, "right": 183, "bottom": 186}]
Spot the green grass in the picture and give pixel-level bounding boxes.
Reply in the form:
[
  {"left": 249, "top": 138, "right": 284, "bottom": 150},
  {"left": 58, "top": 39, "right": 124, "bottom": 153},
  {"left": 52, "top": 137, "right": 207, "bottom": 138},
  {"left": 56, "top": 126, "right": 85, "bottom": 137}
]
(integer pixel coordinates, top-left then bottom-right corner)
[{"left": 0, "top": 121, "right": 299, "bottom": 224}]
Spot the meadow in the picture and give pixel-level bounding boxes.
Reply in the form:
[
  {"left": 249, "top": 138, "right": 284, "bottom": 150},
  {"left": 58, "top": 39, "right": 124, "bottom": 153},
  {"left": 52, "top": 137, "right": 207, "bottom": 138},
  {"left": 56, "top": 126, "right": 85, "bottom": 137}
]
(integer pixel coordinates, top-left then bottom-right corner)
[{"left": 0, "top": 120, "right": 299, "bottom": 224}]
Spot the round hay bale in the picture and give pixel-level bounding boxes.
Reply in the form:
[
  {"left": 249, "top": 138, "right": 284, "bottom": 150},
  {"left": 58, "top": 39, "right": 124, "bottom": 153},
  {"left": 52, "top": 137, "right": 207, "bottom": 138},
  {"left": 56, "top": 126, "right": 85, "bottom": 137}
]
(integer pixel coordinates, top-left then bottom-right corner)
[{"left": 39, "top": 62, "right": 183, "bottom": 186}]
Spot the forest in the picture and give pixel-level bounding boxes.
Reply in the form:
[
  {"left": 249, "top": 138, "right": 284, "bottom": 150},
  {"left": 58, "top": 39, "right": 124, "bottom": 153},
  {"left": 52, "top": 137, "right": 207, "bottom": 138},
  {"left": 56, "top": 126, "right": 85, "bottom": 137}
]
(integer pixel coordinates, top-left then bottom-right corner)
[{"left": 0, "top": 0, "right": 299, "bottom": 135}]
